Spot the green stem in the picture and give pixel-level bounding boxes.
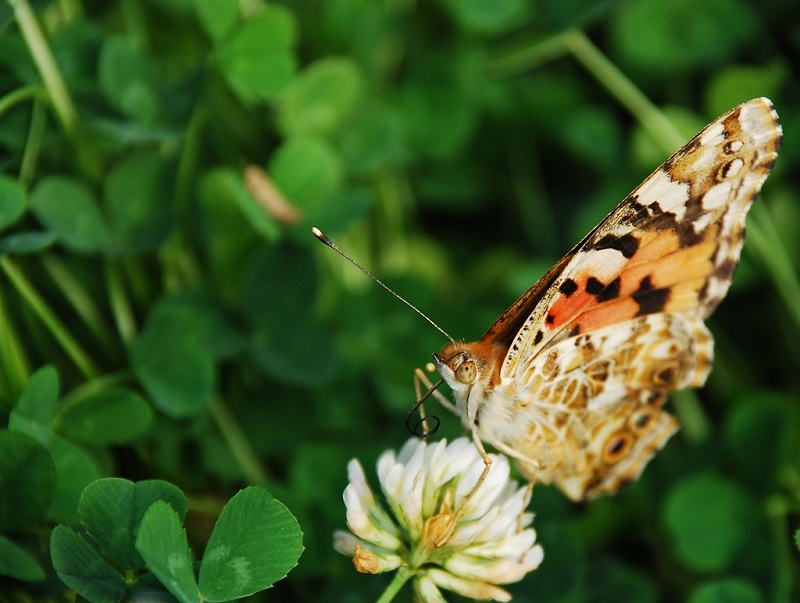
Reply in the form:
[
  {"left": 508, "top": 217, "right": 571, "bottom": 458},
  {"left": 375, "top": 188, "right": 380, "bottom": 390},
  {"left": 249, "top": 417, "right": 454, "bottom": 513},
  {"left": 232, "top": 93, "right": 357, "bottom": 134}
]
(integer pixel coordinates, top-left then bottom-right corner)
[
  {"left": 746, "top": 205, "right": 800, "bottom": 333},
  {"left": 485, "top": 32, "right": 570, "bottom": 78},
  {"left": 560, "top": 29, "right": 686, "bottom": 151},
  {"left": 0, "top": 255, "right": 99, "bottom": 378},
  {"left": 0, "top": 84, "right": 40, "bottom": 118},
  {"left": 209, "top": 396, "right": 270, "bottom": 486},
  {"left": 174, "top": 103, "right": 207, "bottom": 217},
  {"left": 40, "top": 254, "right": 119, "bottom": 358},
  {"left": 166, "top": 102, "right": 208, "bottom": 284},
  {"left": 0, "top": 284, "right": 31, "bottom": 404},
  {"left": 8, "top": 0, "right": 78, "bottom": 134},
  {"left": 375, "top": 567, "right": 413, "bottom": 603},
  {"left": 766, "top": 496, "right": 794, "bottom": 603},
  {"left": 105, "top": 260, "right": 138, "bottom": 347},
  {"left": 20, "top": 95, "right": 47, "bottom": 188}
]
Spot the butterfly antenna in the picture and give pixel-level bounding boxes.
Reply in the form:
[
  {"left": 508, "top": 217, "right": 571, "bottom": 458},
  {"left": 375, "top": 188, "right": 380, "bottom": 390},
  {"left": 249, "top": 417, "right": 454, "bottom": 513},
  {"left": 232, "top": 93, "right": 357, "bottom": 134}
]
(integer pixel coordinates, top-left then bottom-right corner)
[{"left": 312, "top": 227, "right": 455, "bottom": 344}]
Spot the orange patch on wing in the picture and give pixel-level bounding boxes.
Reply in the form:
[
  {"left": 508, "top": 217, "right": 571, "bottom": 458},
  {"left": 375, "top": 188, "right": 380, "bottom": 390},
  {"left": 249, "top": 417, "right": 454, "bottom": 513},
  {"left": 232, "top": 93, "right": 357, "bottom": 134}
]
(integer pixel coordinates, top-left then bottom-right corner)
[
  {"left": 546, "top": 229, "right": 720, "bottom": 337},
  {"left": 574, "top": 298, "right": 641, "bottom": 332},
  {"left": 664, "top": 278, "right": 709, "bottom": 312},
  {"left": 546, "top": 288, "right": 594, "bottom": 329},
  {"left": 616, "top": 242, "right": 714, "bottom": 296},
  {"left": 627, "top": 230, "right": 679, "bottom": 266}
]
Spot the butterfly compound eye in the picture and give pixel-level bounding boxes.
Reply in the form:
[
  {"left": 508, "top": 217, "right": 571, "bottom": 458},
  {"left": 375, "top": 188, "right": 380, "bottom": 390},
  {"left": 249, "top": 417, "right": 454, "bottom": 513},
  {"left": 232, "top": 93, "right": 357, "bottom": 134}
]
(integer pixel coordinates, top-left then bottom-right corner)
[{"left": 455, "top": 361, "right": 477, "bottom": 384}]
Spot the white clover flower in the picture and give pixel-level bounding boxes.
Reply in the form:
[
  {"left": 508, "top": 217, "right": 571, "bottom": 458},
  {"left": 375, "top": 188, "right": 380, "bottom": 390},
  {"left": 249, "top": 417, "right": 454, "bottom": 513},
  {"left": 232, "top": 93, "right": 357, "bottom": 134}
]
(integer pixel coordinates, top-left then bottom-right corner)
[{"left": 333, "top": 437, "right": 544, "bottom": 602}]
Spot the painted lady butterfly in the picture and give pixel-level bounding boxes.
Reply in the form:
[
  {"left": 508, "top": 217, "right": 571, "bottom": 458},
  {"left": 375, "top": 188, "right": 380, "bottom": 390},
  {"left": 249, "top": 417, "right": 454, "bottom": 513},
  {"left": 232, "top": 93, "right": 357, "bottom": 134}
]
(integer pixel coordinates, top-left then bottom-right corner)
[{"left": 434, "top": 98, "right": 782, "bottom": 501}]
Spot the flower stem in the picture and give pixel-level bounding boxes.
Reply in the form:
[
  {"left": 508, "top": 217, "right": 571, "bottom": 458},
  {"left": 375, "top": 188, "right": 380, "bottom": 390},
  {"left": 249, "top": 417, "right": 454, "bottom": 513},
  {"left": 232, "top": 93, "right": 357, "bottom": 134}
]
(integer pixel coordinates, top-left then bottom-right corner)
[
  {"left": 560, "top": 29, "right": 685, "bottom": 151},
  {"left": 0, "top": 285, "right": 30, "bottom": 403},
  {"left": 746, "top": 205, "right": 800, "bottom": 333},
  {"left": 8, "top": 0, "right": 78, "bottom": 134},
  {"left": 485, "top": 31, "right": 570, "bottom": 77},
  {"left": 105, "top": 260, "right": 137, "bottom": 347},
  {"left": 0, "top": 84, "right": 39, "bottom": 118},
  {"left": 375, "top": 567, "right": 413, "bottom": 603},
  {"left": 0, "top": 255, "right": 99, "bottom": 379},
  {"left": 174, "top": 102, "right": 207, "bottom": 216},
  {"left": 209, "top": 396, "right": 270, "bottom": 486},
  {"left": 20, "top": 94, "right": 46, "bottom": 188},
  {"left": 40, "top": 254, "right": 118, "bottom": 358},
  {"left": 766, "top": 495, "right": 794, "bottom": 603}
]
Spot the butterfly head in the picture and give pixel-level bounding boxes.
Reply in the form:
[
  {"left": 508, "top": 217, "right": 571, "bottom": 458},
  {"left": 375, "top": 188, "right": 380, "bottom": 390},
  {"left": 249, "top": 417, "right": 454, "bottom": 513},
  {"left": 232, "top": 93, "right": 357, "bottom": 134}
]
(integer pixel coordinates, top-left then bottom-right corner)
[
  {"left": 433, "top": 346, "right": 478, "bottom": 409},
  {"left": 434, "top": 348, "right": 476, "bottom": 383},
  {"left": 433, "top": 340, "right": 504, "bottom": 408}
]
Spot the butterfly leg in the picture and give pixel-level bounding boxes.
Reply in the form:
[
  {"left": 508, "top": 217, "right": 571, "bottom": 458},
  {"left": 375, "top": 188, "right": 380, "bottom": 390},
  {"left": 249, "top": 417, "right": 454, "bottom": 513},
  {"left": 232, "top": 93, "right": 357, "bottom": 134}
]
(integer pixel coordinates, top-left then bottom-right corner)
[
  {"left": 431, "top": 426, "right": 494, "bottom": 547},
  {"left": 461, "top": 427, "right": 495, "bottom": 509},
  {"left": 490, "top": 440, "right": 541, "bottom": 471},
  {"left": 430, "top": 424, "right": 538, "bottom": 547},
  {"left": 411, "top": 368, "right": 437, "bottom": 436}
]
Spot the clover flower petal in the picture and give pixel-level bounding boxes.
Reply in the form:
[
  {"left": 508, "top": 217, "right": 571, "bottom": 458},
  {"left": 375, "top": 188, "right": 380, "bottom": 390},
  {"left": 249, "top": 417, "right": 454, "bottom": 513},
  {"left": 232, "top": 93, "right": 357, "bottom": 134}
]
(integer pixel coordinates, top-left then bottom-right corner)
[{"left": 334, "top": 437, "right": 544, "bottom": 601}]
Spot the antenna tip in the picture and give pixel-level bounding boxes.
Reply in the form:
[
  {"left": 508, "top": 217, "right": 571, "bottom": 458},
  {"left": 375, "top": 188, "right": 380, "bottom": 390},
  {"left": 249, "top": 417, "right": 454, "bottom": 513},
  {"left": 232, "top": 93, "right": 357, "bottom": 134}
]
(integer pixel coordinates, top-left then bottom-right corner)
[{"left": 311, "top": 226, "right": 331, "bottom": 245}]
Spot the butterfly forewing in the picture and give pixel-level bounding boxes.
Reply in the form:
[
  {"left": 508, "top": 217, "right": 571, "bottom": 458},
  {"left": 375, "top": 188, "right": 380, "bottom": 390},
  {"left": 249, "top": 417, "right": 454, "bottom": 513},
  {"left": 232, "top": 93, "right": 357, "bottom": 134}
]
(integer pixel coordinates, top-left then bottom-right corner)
[{"left": 500, "top": 98, "right": 780, "bottom": 378}]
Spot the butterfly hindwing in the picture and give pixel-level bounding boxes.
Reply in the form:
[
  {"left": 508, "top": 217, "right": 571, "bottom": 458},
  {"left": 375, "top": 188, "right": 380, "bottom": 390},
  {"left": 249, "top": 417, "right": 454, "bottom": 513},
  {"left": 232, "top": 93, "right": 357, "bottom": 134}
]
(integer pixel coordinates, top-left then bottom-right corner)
[{"left": 507, "top": 312, "right": 712, "bottom": 500}]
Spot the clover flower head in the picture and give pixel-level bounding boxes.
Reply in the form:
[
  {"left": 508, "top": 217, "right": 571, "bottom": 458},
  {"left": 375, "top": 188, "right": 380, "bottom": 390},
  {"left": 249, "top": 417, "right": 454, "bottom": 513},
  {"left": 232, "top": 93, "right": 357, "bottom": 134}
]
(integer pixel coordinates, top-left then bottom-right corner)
[{"left": 334, "top": 437, "right": 544, "bottom": 602}]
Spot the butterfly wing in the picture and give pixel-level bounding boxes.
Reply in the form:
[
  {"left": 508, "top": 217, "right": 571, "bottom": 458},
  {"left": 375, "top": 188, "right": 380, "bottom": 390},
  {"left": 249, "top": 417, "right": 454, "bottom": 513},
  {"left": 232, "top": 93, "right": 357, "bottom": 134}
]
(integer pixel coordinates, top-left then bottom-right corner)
[
  {"left": 471, "top": 98, "right": 780, "bottom": 500},
  {"left": 507, "top": 312, "right": 712, "bottom": 500},
  {"left": 487, "top": 98, "right": 781, "bottom": 380}
]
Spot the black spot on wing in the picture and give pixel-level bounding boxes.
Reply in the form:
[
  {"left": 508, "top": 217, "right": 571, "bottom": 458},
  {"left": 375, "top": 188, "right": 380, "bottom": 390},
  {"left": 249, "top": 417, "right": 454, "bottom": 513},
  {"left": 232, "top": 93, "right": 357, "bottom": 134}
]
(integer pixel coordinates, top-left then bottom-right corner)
[
  {"left": 616, "top": 172, "right": 712, "bottom": 249},
  {"left": 632, "top": 275, "right": 670, "bottom": 315},
  {"left": 585, "top": 277, "right": 604, "bottom": 295},
  {"left": 584, "top": 276, "right": 621, "bottom": 302},
  {"left": 533, "top": 330, "right": 543, "bottom": 345},
  {"left": 559, "top": 278, "right": 579, "bottom": 296},
  {"left": 596, "top": 277, "right": 621, "bottom": 302},
  {"left": 635, "top": 198, "right": 705, "bottom": 249},
  {"left": 614, "top": 196, "right": 650, "bottom": 225},
  {"left": 714, "top": 256, "right": 738, "bottom": 281},
  {"left": 591, "top": 232, "right": 641, "bottom": 258},
  {"left": 676, "top": 223, "right": 705, "bottom": 247}
]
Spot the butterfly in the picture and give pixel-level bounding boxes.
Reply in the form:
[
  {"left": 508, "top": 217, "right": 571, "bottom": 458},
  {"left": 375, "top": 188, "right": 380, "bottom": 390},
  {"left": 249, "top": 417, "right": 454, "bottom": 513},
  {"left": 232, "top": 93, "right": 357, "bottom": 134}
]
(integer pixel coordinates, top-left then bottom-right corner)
[{"left": 432, "top": 98, "right": 782, "bottom": 501}]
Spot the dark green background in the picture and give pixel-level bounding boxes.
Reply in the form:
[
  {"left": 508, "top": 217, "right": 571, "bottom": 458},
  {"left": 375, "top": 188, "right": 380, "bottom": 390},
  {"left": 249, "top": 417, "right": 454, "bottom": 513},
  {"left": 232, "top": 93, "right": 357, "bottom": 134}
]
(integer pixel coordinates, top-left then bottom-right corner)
[{"left": 0, "top": 0, "right": 798, "bottom": 601}]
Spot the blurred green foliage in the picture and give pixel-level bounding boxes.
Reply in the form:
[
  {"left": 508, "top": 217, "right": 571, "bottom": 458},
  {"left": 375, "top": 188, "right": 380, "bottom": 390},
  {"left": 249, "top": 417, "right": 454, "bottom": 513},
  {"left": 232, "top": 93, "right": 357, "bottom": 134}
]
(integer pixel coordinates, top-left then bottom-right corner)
[{"left": 0, "top": 0, "right": 798, "bottom": 601}]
